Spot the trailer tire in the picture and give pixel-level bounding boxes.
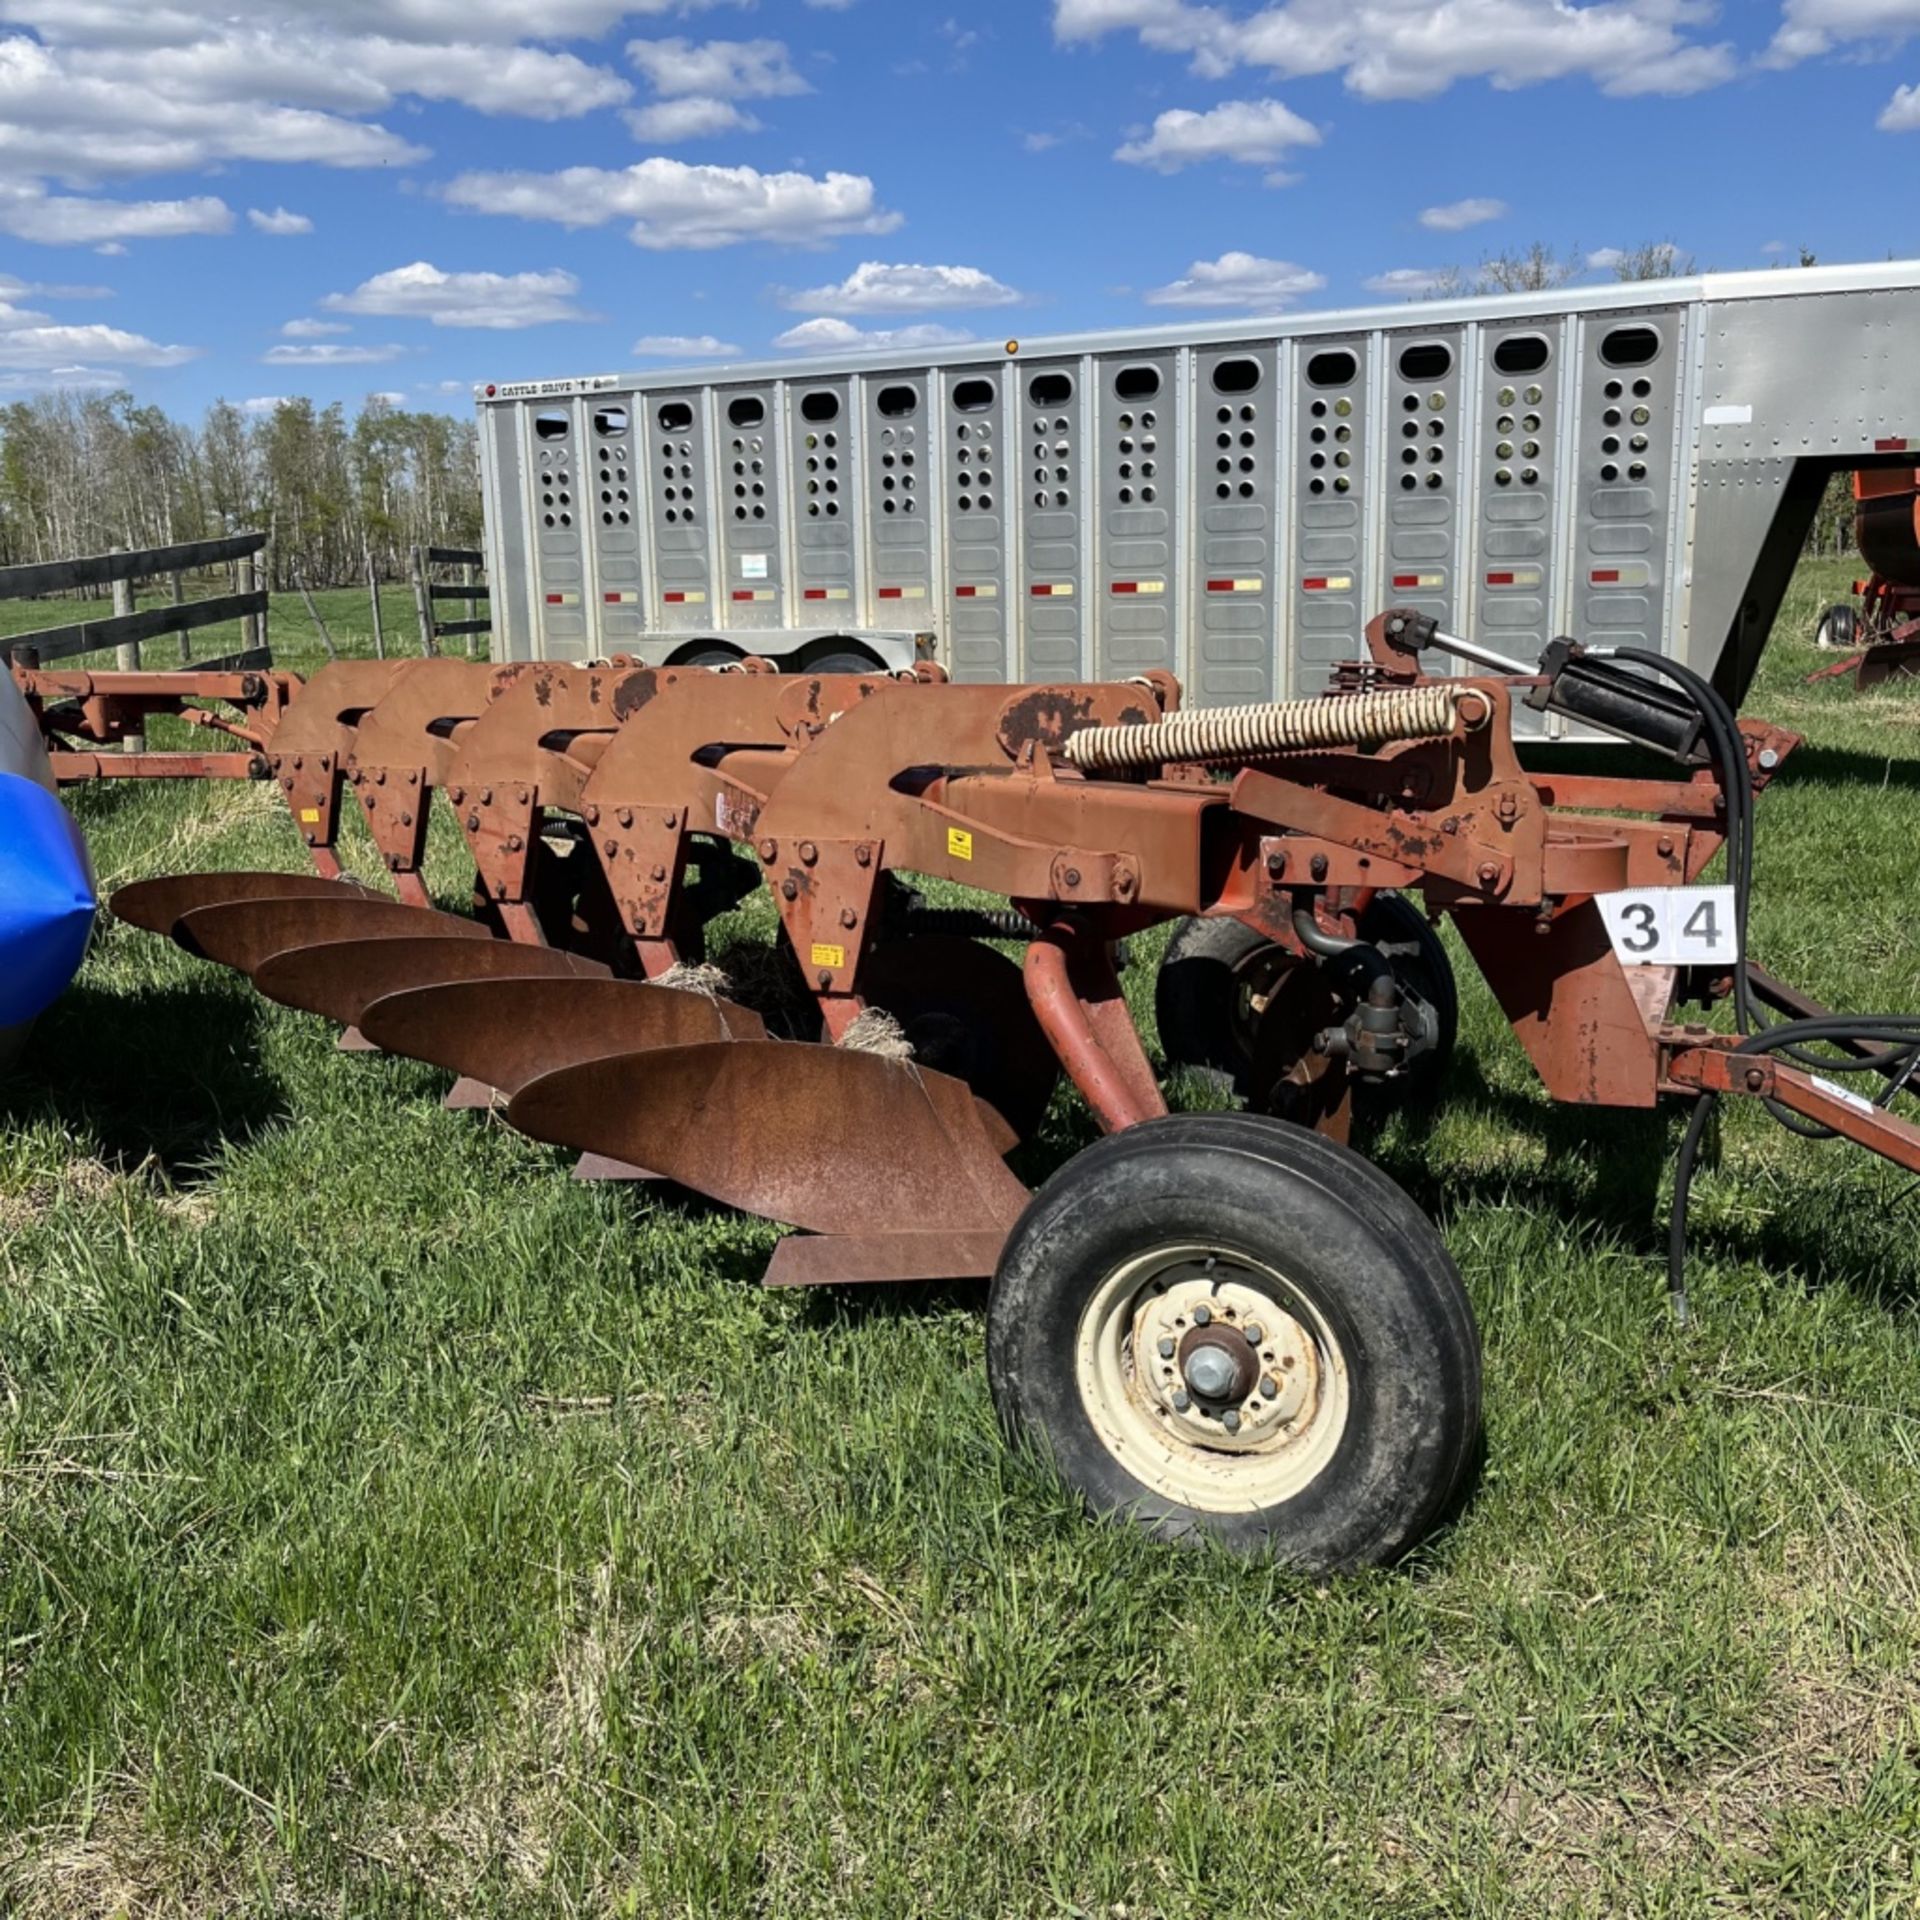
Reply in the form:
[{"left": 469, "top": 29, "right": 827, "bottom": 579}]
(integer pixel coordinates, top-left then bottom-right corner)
[
  {"left": 797, "top": 641, "right": 884, "bottom": 676},
  {"left": 1815, "top": 603, "right": 1857, "bottom": 652},
  {"left": 1155, "top": 896, "right": 1456, "bottom": 1109},
  {"left": 987, "top": 1112, "right": 1481, "bottom": 1570}
]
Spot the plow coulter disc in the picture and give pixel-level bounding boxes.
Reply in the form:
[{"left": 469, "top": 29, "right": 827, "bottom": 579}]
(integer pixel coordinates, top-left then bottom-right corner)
[
  {"left": 172, "top": 896, "right": 492, "bottom": 978},
  {"left": 505, "top": 1039, "right": 1032, "bottom": 1242},
  {"left": 356, "top": 975, "right": 767, "bottom": 1098},
  {"left": 253, "top": 936, "right": 611, "bottom": 1031},
  {"left": 110, "top": 871, "right": 375, "bottom": 938},
  {"left": 858, "top": 935, "right": 1060, "bottom": 1146}
]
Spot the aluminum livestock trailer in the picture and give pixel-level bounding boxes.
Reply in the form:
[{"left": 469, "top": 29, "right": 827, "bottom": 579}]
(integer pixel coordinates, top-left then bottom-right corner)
[{"left": 475, "top": 261, "right": 1920, "bottom": 730}]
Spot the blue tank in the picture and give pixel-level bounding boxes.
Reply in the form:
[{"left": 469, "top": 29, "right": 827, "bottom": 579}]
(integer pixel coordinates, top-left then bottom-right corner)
[{"left": 0, "top": 670, "right": 96, "bottom": 1068}]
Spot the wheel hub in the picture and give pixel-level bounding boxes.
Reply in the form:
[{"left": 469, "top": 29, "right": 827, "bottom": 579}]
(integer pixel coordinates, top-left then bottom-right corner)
[{"left": 1131, "top": 1264, "right": 1321, "bottom": 1453}]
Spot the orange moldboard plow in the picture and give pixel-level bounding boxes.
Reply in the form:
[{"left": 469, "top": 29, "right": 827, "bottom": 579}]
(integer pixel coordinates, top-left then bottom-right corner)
[{"left": 106, "top": 612, "right": 1920, "bottom": 1568}]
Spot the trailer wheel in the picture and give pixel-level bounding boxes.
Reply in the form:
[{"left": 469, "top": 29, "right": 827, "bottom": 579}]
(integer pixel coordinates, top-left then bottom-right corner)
[
  {"left": 987, "top": 1112, "right": 1481, "bottom": 1570},
  {"left": 797, "top": 641, "right": 884, "bottom": 676},
  {"left": 1155, "top": 896, "right": 1456, "bottom": 1108},
  {"left": 1815, "top": 604, "right": 1857, "bottom": 651}
]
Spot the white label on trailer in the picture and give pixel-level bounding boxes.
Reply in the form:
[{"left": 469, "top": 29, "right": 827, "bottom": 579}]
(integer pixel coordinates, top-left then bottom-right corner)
[
  {"left": 1702, "top": 403, "right": 1753, "bottom": 426},
  {"left": 1597, "top": 885, "right": 1739, "bottom": 966},
  {"left": 740, "top": 553, "right": 769, "bottom": 580},
  {"left": 1811, "top": 1074, "right": 1877, "bottom": 1116},
  {"left": 491, "top": 375, "right": 622, "bottom": 400}
]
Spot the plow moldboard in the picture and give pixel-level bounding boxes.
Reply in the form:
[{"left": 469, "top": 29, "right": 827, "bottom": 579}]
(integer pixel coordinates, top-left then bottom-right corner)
[
  {"left": 506, "top": 1038, "right": 1031, "bottom": 1239},
  {"left": 253, "top": 935, "right": 611, "bottom": 1031},
  {"left": 172, "top": 896, "right": 492, "bottom": 977},
  {"left": 110, "top": 870, "right": 376, "bottom": 937}
]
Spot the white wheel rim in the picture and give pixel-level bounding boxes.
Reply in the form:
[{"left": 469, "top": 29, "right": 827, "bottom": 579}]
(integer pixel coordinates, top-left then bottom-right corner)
[{"left": 1073, "top": 1242, "right": 1352, "bottom": 1513}]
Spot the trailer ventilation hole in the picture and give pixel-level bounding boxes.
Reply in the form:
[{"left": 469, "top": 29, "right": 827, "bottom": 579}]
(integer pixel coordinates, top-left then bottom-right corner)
[
  {"left": 1600, "top": 326, "right": 1660, "bottom": 369},
  {"left": 1397, "top": 342, "right": 1451, "bottom": 382},
  {"left": 1029, "top": 371, "right": 1073, "bottom": 407},
  {"left": 1306, "top": 349, "right": 1358, "bottom": 389},
  {"left": 1212, "top": 357, "right": 1261, "bottom": 395},
  {"left": 801, "top": 391, "right": 840, "bottom": 423},
  {"left": 877, "top": 384, "right": 918, "bottom": 419},
  {"left": 534, "top": 411, "right": 570, "bottom": 441},
  {"left": 1492, "top": 335, "right": 1551, "bottom": 377},
  {"left": 953, "top": 378, "right": 996, "bottom": 413},
  {"left": 727, "top": 396, "right": 765, "bottom": 428},
  {"left": 592, "top": 405, "right": 629, "bottom": 437},
  {"left": 1114, "top": 365, "right": 1161, "bottom": 401},
  {"left": 657, "top": 401, "right": 694, "bottom": 433}
]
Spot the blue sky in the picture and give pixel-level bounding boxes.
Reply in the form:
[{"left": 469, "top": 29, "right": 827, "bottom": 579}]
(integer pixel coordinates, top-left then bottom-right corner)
[{"left": 1, "top": 0, "right": 1918, "bottom": 419}]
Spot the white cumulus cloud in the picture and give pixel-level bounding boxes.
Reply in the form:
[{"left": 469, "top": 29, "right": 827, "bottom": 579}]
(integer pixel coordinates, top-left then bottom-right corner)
[
  {"left": 632, "top": 332, "right": 743, "bottom": 355},
  {"left": 624, "top": 96, "right": 761, "bottom": 140},
  {"left": 0, "top": 182, "right": 232, "bottom": 245},
  {"left": 781, "top": 261, "right": 1022, "bottom": 313},
  {"left": 262, "top": 340, "right": 408, "bottom": 365},
  {"left": 627, "top": 36, "right": 808, "bottom": 97},
  {"left": 321, "top": 261, "right": 593, "bottom": 329},
  {"left": 1364, "top": 266, "right": 1452, "bottom": 297},
  {"left": 281, "top": 318, "right": 351, "bottom": 337},
  {"left": 1055, "top": 0, "right": 1736, "bottom": 100},
  {"left": 0, "top": 318, "right": 198, "bottom": 368},
  {"left": 773, "top": 316, "right": 974, "bottom": 353},
  {"left": 1115, "top": 97, "right": 1319, "bottom": 170},
  {"left": 1419, "top": 196, "right": 1507, "bottom": 232},
  {"left": 1143, "top": 250, "right": 1325, "bottom": 308},
  {"left": 1768, "top": 0, "right": 1920, "bottom": 67},
  {"left": 248, "top": 205, "right": 312, "bottom": 235},
  {"left": 443, "top": 157, "right": 900, "bottom": 250},
  {"left": 1879, "top": 81, "right": 1920, "bottom": 129}
]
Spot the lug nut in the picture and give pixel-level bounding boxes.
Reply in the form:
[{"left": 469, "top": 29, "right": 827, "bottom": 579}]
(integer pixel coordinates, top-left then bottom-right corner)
[
  {"left": 1222, "top": 1409, "right": 1242, "bottom": 1435},
  {"left": 1260, "top": 1376, "right": 1279, "bottom": 1400},
  {"left": 1171, "top": 1389, "right": 1191, "bottom": 1413},
  {"left": 1192, "top": 1302, "right": 1212, "bottom": 1326},
  {"left": 1157, "top": 1336, "right": 1176, "bottom": 1360},
  {"left": 1244, "top": 1322, "right": 1264, "bottom": 1346},
  {"left": 1309, "top": 853, "right": 1329, "bottom": 881}
]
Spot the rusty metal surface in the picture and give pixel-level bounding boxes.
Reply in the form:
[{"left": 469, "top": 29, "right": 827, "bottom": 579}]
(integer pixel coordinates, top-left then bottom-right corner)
[
  {"left": 253, "top": 934, "right": 610, "bottom": 1029},
  {"left": 358, "top": 975, "right": 766, "bottom": 1095},
  {"left": 110, "top": 870, "right": 375, "bottom": 936},
  {"left": 506, "top": 1039, "right": 1030, "bottom": 1237},
  {"left": 173, "top": 895, "right": 489, "bottom": 976},
  {"left": 762, "top": 1228, "right": 1011, "bottom": 1288}
]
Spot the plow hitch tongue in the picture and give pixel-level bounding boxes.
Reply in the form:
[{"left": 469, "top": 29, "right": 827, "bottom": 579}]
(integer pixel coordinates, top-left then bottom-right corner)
[{"left": 506, "top": 1038, "right": 1031, "bottom": 1280}]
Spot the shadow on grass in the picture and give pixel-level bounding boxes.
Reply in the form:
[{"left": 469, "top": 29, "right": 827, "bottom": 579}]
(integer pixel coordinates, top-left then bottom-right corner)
[{"left": 0, "top": 977, "right": 284, "bottom": 1178}]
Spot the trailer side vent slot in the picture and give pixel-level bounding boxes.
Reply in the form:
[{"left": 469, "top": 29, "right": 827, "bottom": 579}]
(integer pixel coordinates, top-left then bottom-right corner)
[
  {"left": 1600, "top": 326, "right": 1660, "bottom": 368},
  {"left": 1115, "top": 365, "right": 1161, "bottom": 401},
  {"left": 1492, "top": 335, "right": 1551, "bottom": 376},
  {"left": 801, "top": 390, "right": 840, "bottom": 423},
  {"left": 1029, "top": 370, "right": 1073, "bottom": 407},
  {"left": 534, "top": 411, "right": 570, "bottom": 441},
  {"left": 877, "top": 384, "right": 918, "bottom": 419},
  {"left": 953, "top": 378, "right": 996, "bottom": 413},
  {"left": 592, "top": 405, "right": 629, "bottom": 437},
  {"left": 1397, "top": 342, "right": 1452, "bottom": 382},
  {"left": 1211, "top": 357, "right": 1261, "bottom": 395},
  {"left": 1306, "top": 349, "right": 1358, "bottom": 389},
  {"left": 657, "top": 401, "right": 694, "bottom": 433},
  {"left": 727, "top": 396, "right": 765, "bottom": 428}
]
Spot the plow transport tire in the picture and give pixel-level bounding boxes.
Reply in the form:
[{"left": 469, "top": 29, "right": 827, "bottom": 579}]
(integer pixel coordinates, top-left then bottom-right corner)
[
  {"left": 986, "top": 1112, "right": 1480, "bottom": 1571},
  {"left": 1154, "top": 896, "right": 1457, "bottom": 1109},
  {"left": 1814, "top": 603, "right": 1857, "bottom": 651}
]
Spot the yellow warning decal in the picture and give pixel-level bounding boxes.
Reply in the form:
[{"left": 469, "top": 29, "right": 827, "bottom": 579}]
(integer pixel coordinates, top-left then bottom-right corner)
[
  {"left": 947, "top": 827, "right": 974, "bottom": 861},
  {"left": 810, "top": 942, "right": 846, "bottom": 969},
  {"left": 299, "top": 807, "right": 321, "bottom": 824}
]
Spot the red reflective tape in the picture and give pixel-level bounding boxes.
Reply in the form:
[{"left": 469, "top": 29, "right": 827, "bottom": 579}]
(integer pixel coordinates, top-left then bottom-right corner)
[
  {"left": 955, "top": 584, "right": 978, "bottom": 598},
  {"left": 1206, "top": 579, "right": 1234, "bottom": 593},
  {"left": 1029, "top": 584, "right": 1050, "bottom": 597},
  {"left": 804, "top": 588, "right": 827, "bottom": 600},
  {"left": 1301, "top": 577, "right": 1328, "bottom": 591},
  {"left": 663, "top": 592, "right": 688, "bottom": 603},
  {"left": 1591, "top": 569, "right": 1621, "bottom": 584},
  {"left": 545, "top": 593, "right": 564, "bottom": 604},
  {"left": 1391, "top": 575, "right": 1420, "bottom": 589},
  {"left": 878, "top": 586, "right": 903, "bottom": 599},
  {"left": 1111, "top": 581, "right": 1138, "bottom": 594},
  {"left": 1876, "top": 437, "right": 1909, "bottom": 452},
  {"left": 1486, "top": 571, "right": 1515, "bottom": 586}
]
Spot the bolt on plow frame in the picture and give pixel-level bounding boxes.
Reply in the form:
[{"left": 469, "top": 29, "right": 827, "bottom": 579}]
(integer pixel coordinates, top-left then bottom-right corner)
[{"left": 104, "top": 609, "right": 1920, "bottom": 1573}]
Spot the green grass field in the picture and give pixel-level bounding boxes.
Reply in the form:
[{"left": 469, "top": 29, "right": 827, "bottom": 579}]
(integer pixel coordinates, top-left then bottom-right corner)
[{"left": 3, "top": 566, "right": 1919, "bottom": 1917}]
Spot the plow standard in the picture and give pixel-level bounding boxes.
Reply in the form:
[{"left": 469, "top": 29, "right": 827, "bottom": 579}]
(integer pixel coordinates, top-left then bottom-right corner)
[{"left": 17, "top": 619, "right": 1920, "bottom": 1571}]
